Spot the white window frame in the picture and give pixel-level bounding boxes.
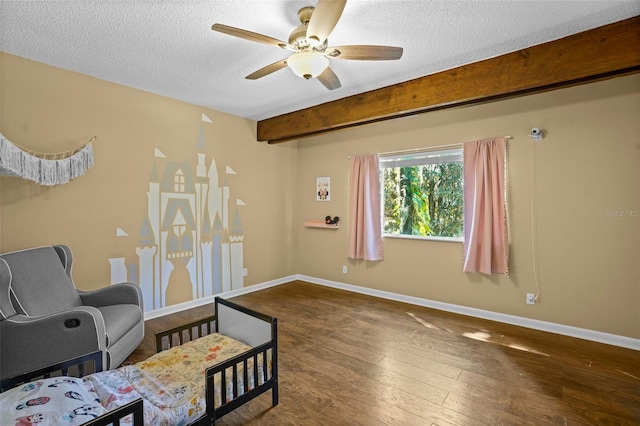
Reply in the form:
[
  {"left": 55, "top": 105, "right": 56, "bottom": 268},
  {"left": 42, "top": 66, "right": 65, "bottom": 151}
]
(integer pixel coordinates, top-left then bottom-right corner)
[{"left": 379, "top": 146, "right": 464, "bottom": 243}]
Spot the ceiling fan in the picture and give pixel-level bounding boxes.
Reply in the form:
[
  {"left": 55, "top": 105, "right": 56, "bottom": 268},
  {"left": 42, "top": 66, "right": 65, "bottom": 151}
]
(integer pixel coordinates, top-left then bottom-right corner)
[{"left": 211, "top": 0, "right": 403, "bottom": 90}]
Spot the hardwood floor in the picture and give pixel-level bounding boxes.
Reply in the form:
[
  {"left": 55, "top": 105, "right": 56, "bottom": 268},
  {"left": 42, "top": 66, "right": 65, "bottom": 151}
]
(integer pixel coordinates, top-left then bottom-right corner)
[{"left": 125, "top": 280, "right": 640, "bottom": 425}]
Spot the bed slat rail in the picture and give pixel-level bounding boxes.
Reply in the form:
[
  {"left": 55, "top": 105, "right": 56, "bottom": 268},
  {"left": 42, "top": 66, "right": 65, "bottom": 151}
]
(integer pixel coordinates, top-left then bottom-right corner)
[
  {"left": 205, "top": 336, "right": 278, "bottom": 422},
  {"left": 82, "top": 399, "right": 144, "bottom": 426},
  {"left": 0, "top": 350, "right": 103, "bottom": 392},
  {"left": 155, "top": 315, "right": 217, "bottom": 352}
]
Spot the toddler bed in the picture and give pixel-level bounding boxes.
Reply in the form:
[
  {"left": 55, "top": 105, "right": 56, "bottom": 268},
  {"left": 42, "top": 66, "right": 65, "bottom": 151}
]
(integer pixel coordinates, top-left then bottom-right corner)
[{"left": 0, "top": 297, "right": 278, "bottom": 425}]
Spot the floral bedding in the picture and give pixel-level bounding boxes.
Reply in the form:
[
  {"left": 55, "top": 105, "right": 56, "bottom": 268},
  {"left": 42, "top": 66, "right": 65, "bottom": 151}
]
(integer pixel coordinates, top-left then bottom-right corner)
[{"left": 1, "top": 333, "right": 270, "bottom": 426}]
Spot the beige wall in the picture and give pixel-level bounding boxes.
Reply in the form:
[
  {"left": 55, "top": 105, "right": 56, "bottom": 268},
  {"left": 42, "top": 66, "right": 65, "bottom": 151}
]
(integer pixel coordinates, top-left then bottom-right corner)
[
  {"left": 2, "top": 52, "right": 638, "bottom": 339},
  {"left": 295, "top": 75, "right": 640, "bottom": 339},
  {"left": 0, "top": 53, "right": 297, "bottom": 305}
]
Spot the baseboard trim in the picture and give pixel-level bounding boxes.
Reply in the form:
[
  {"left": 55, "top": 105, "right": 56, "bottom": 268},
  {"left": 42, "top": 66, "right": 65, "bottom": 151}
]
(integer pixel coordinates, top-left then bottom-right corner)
[
  {"left": 221, "top": 275, "right": 297, "bottom": 299},
  {"left": 144, "top": 274, "right": 638, "bottom": 350},
  {"left": 297, "top": 275, "right": 640, "bottom": 351},
  {"left": 143, "top": 275, "right": 296, "bottom": 321}
]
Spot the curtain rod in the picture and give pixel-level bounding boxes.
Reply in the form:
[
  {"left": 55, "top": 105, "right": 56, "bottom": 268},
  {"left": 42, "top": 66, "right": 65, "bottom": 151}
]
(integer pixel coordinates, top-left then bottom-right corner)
[{"left": 376, "top": 135, "right": 512, "bottom": 158}]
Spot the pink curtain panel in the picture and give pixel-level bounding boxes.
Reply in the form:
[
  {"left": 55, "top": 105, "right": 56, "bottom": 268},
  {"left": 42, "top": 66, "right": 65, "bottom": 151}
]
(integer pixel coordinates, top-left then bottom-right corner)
[
  {"left": 348, "top": 154, "right": 384, "bottom": 261},
  {"left": 463, "top": 138, "right": 508, "bottom": 275}
]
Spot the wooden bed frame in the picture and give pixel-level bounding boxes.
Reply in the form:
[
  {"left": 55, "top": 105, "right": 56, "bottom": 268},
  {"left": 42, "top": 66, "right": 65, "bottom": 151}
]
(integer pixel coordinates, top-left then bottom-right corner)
[
  {"left": 0, "top": 297, "right": 278, "bottom": 425},
  {"left": 155, "top": 297, "right": 279, "bottom": 424}
]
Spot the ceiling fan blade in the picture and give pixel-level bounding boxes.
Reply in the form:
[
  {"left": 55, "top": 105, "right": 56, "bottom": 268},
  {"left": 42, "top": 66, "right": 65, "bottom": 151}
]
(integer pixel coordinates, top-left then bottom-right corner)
[
  {"left": 212, "top": 23, "right": 291, "bottom": 50},
  {"left": 245, "top": 59, "right": 289, "bottom": 80},
  {"left": 325, "top": 45, "right": 403, "bottom": 60},
  {"left": 317, "top": 67, "right": 341, "bottom": 90},
  {"left": 306, "top": 0, "right": 347, "bottom": 45}
]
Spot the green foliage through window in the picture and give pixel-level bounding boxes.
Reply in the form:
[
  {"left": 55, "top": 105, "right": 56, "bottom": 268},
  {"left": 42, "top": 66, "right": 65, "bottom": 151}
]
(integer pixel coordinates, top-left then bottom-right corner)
[{"left": 381, "top": 149, "right": 463, "bottom": 239}]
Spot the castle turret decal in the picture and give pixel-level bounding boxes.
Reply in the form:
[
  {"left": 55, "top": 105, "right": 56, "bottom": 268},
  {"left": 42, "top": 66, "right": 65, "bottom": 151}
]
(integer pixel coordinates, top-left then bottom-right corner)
[{"left": 229, "top": 209, "right": 244, "bottom": 291}]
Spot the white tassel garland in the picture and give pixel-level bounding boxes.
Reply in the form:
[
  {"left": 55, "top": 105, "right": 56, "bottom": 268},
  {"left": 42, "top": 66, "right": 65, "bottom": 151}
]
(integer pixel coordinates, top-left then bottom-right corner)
[{"left": 0, "top": 133, "right": 94, "bottom": 185}]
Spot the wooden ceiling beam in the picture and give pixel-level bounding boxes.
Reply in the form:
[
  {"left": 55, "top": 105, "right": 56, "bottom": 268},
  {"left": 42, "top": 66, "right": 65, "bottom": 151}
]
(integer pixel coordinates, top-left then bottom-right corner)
[{"left": 257, "top": 16, "right": 640, "bottom": 143}]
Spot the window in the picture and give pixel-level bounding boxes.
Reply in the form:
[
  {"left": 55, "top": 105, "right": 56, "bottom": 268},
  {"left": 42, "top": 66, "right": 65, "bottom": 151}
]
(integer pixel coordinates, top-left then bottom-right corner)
[
  {"left": 174, "top": 170, "right": 185, "bottom": 193},
  {"left": 380, "top": 147, "right": 463, "bottom": 241}
]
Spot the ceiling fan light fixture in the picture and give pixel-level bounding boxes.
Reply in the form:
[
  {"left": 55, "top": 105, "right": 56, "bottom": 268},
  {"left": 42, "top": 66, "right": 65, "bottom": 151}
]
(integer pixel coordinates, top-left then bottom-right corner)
[
  {"left": 287, "top": 52, "right": 329, "bottom": 80},
  {"left": 212, "top": 1, "right": 402, "bottom": 90}
]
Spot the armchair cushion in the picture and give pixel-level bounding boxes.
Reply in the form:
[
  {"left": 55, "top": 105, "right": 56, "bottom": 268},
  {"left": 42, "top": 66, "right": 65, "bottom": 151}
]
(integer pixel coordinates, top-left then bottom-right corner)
[{"left": 2, "top": 247, "right": 81, "bottom": 315}]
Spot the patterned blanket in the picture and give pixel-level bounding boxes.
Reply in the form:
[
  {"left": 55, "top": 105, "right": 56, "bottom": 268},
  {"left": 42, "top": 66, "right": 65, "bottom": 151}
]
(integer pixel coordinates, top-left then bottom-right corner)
[{"left": 1, "top": 333, "right": 269, "bottom": 426}]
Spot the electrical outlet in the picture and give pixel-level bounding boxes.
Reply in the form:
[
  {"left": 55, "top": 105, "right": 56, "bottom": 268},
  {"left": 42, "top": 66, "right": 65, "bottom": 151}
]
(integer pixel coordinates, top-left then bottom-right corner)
[
  {"left": 526, "top": 293, "right": 536, "bottom": 305},
  {"left": 342, "top": 265, "right": 347, "bottom": 274}
]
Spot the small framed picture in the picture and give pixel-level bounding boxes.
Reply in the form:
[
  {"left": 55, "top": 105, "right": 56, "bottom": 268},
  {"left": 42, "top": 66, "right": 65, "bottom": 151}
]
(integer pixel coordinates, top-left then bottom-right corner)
[{"left": 316, "top": 177, "right": 330, "bottom": 201}]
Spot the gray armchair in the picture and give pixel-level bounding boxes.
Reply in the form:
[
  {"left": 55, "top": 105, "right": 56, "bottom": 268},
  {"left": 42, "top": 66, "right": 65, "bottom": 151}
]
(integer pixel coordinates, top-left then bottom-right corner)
[{"left": 0, "top": 245, "right": 144, "bottom": 381}]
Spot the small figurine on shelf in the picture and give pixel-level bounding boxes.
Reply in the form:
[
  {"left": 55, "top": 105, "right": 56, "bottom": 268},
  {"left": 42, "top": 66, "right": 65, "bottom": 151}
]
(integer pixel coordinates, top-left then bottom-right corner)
[{"left": 325, "top": 216, "right": 340, "bottom": 225}]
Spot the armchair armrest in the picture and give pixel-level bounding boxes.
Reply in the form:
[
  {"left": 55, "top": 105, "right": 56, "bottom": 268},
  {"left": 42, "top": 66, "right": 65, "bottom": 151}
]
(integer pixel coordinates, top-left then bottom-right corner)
[
  {"left": 79, "top": 282, "right": 143, "bottom": 308},
  {"left": 0, "top": 307, "right": 107, "bottom": 381}
]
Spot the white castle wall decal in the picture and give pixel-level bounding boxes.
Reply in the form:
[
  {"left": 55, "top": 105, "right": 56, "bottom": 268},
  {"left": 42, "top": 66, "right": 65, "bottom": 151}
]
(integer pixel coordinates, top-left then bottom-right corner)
[{"left": 109, "top": 122, "right": 245, "bottom": 312}]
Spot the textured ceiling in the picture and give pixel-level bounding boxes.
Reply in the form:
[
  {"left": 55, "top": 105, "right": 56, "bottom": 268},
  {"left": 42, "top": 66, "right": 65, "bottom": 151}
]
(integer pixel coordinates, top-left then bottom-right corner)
[{"left": 1, "top": 1, "right": 638, "bottom": 121}]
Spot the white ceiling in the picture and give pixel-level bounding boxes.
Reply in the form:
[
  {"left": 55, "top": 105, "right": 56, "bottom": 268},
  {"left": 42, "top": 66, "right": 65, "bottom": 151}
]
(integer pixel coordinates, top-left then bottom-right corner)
[{"left": 1, "top": 1, "right": 638, "bottom": 121}]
